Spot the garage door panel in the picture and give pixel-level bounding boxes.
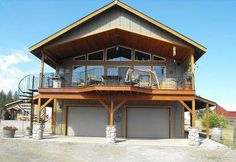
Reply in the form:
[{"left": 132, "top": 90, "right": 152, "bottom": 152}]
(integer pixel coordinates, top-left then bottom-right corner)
[
  {"left": 67, "top": 107, "right": 108, "bottom": 137},
  {"left": 127, "top": 108, "right": 169, "bottom": 138}
]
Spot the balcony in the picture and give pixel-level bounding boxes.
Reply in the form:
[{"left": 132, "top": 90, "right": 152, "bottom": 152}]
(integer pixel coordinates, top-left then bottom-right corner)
[{"left": 41, "top": 68, "right": 193, "bottom": 90}]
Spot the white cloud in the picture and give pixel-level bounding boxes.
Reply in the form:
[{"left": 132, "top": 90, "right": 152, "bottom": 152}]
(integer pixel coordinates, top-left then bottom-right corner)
[{"left": 0, "top": 50, "right": 32, "bottom": 92}]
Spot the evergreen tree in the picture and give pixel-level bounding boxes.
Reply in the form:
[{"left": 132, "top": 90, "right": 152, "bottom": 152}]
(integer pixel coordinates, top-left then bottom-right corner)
[
  {"left": 0, "top": 90, "right": 6, "bottom": 109},
  {"left": 13, "top": 91, "right": 19, "bottom": 101},
  {"left": 6, "top": 90, "right": 13, "bottom": 103}
]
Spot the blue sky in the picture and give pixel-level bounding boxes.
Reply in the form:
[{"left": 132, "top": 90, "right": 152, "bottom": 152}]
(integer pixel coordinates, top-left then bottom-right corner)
[{"left": 0, "top": 0, "right": 235, "bottom": 106}]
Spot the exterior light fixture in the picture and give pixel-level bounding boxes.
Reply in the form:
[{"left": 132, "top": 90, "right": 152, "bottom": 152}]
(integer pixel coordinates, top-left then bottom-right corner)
[{"left": 173, "top": 46, "right": 176, "bottom": 57}]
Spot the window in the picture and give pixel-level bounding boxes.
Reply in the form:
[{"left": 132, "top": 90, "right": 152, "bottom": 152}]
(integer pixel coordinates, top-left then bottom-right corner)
[
  {"left": 87, "top": 66, "right": 103, "bottom": 82},
  {"left": 72, "top": 66, "right": 86, "bottom": 86},
  {"left": 134, "top": 66, "right": 151, "bottom": 70},
  {"left": 153, "top": 55, "right": 166, "bottom": 62},
  {"left": 106, "top": 46, "right": 132, "bottom": 61},
  {"left": 134, "top": 50, "right": 151, "bottom": 61},
  {"left": 107, "top": 67, "right": 118, "bottom": 75},
  {"left": 153, "top": 66, "right": 166, "bottom": 81},
  {"left": 87, "top": 50, "right": 104, "bottom": 61},
  {"left": 73, "top": 55, "right": 86, "bottom": 61}
]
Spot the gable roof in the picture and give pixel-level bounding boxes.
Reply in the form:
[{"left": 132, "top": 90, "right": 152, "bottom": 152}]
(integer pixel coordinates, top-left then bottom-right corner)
[{"left": 29, "top": 0, "right": 207, "bottom": 53}]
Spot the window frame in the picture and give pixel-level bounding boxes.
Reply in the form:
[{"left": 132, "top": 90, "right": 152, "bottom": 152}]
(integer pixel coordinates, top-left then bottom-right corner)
[
  {"left": 106, "top": 45, "right": 133, "bottom": 62},
  {"left": 152, "top": 54, "right": 166, "bottom": 62},
  {"left": 87, "top": 50, "right": 104, "bottom": 61},
  {"left": 134, "top": 50, "right": 151, "bottom": 62},
  {"left": 152, "top": 66, "right": 167, "bottom": 81},
  {"left": 73, "top": 54, "right": 86, "bottom": 61}
]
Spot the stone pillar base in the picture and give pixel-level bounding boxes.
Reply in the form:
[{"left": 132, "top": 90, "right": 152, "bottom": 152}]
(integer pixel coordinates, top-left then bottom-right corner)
[
  {"left": 106, "top": 125, "right": 116, "bottom": 144},
  {"left": 188, "top": 127, "right": 200, "bottom": 146},
  {"left": 32, "top": 123, "right": 44, "bottom": 140}
]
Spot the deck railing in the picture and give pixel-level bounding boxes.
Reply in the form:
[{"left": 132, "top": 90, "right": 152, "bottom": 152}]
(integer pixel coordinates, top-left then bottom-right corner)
[{"left": 41, "top": 68, "right": 193, "bottom": 90}]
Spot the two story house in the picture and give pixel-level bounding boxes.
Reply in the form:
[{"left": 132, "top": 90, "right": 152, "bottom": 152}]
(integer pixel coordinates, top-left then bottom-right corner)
[{"left": 19, "top": 0, "right": 215, "bottom": 139}]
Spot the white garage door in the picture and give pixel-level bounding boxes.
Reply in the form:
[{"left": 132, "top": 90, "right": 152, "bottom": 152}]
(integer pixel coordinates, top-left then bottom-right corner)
[
  {"left": 67, "top": 107, "right": 108, "bottom": 137},
  {"left": 127, "top": 108, "right": 169, "bottom": 138}
]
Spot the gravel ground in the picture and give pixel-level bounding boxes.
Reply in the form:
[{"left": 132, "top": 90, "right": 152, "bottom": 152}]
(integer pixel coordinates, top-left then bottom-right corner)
[{"left": 0, "top": 137, "right": 236, "bottom": 162}]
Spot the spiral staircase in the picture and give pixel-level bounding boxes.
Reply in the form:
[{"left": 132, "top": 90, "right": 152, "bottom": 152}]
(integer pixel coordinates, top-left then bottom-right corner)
[{"left": 18, "top": 74, "right": 47, "bottom": 128}]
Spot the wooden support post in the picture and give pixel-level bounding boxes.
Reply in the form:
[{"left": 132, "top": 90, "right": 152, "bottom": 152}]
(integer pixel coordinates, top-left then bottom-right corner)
[
  {"left": 30, "top": 102, "right": 34, "bottom": 132},
  {"left": 123, "top": 107, "right": 127, "bottom": 138},
  {"left": 206, "top": 103, "right": 210, "bottom": 139},
  {"left": 191, "top": 53, "right": 195, "bottom": 90},
  {"left": 52, "top": 98, "right": 57, "bottom": 134},
  {"left": 192, "top": 99, "right": 196, "bottom": 127},
  {"left": 109, "top": 100, "right": 114, "bottom": 126},
  {"left": 170, "top": 108, "right": 174, "bottom": 138},
  {"left": 39, "top": 52, "right": 45, "bottom": 88},
  {"left": 37, "top": 98, "right": 41, "bottom": 123}
]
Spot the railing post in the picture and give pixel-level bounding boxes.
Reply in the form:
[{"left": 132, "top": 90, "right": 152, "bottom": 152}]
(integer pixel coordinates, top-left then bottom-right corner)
[
  {"left": 192, "top": 99, "right": 196, "bottom": 127},
  {"left": 206, "top": 104, "right": 210, "bottom": 138},
  {"left": 190, "top": 53, "right": 195, "bottom": 90},
  {"left": 39, "top": 52, "right": 45, "bottom": 88}
]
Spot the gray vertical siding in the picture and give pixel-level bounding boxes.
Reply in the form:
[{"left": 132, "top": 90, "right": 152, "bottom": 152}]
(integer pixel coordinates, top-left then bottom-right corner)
[{"left": 47, "top": 7, "right": 189, "bottom": 48}]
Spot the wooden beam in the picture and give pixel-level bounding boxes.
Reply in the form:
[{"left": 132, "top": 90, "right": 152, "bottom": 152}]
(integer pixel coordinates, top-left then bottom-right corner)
[
  {"left": 39, "top": 52, "right": 45, "bottom": 88},
  {"left": 52, "top": 98, "right": 57, "bottom": 134},
  {"left": 191, "top": 53, "right": 195, "bottom": 90},
  {"left": 37, "top": 97, "right": 41, "bottom": 123},
  {"left": 181, "top": 106, "right": 185, "bottom": 138},
  {"left": 98, "top": 99, "right": 110, "bottom": 112},
  {"left": 123, "top": 107, "right": 127, "bottom": 138},
  {"left": 109, "top": 100, "right": 114, "bottom": 126},
  {"left": 113, "top": 100, "right": 126, "bottom": 112},
  {"left": 38, "top": 87, "right": 195, "bottom": 96},
  {"left": 170, "top": 108, "right": 174, "bottom": 138},
  {"left": 206, "top": 103, "right": 210, "bottom": 139},
  {"left": 192, "top": 100, "right": 196, "bottom": 127},
  {"left": 38, "top": 93, "right": 195, "bottom": 101},
  {"left": 179, "top": 100, "right": 193, "bottom": 114},
  {"left": 40, "top": 98, "right": 53, "bottom": 110}
]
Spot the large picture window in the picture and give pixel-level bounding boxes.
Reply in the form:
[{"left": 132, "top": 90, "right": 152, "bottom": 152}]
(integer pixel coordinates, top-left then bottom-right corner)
[
  {"left": 72, "top": 66, "right": 86, "bottom": 86},
  {"left": 134, "top": 50, "right": 151, "bottom": 61},
  {"left": 87, "top": 50, "right": 104, "bottom": 61},
  {"left": 87, "top": 66, "right": 103, "bottom": 83},
  {"left": 106, "top": 46, "right": 132, "bottom": 61},
  {"left": 153, "top": 66, "right": 166, "bottom": 81}
]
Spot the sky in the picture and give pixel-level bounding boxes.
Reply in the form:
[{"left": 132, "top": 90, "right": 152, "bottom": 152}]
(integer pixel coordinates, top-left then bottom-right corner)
[{"left": 0, "top": 0, "right": 235, "bottom": 107}]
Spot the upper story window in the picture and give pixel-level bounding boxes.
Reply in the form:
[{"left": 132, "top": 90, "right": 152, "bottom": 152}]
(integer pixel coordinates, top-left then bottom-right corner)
[
  {"left": 87, "top": 50, "right": 104, "bottom": 61},
  {"left": 72, "top": 66, "right": 86, "bottom": 86},
  {"left": 153, "top": 66, "right": 166, "bottom": 81},
  {"left": 153, "top": 55, "right": 166, "bottom": 62},
  {"left": 73, "top": 55, "right": 86, "bottom": 61},
  {"left": 106, "top": 45, "right": 132, "bottom": 61},
  {"left": 134, "top": 50, "right": 151, "bottom": 61},
  {"left": 87, "top": 66, "right": 103, "bottom": 84}
]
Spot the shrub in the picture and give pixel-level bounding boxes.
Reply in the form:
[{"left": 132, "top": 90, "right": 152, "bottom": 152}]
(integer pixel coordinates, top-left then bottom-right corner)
[{"left": 202, "top": 111, "right": 226, "bottom": 128}]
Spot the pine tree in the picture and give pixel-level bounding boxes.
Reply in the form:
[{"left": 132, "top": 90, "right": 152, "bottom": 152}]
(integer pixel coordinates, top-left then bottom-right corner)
[
  {"left": 0, "top": 90, "right": 6, "bottom": 109},
  {"left": 6, "top": 90, "right": 13, "bottom": 104},
  {"left": 13, "top": 91, "right": 18, "bottom": 101}
]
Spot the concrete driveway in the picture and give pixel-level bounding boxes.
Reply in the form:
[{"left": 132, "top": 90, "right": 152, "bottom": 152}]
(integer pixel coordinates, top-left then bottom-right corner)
[{"left": 0, "top": 136, "right": 235, "bottom": 162}]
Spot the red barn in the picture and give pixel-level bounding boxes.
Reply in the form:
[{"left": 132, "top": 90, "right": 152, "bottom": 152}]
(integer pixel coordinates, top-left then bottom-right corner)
[{"left": 214, "top": 105, "right": 236, "bottom": 126}]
